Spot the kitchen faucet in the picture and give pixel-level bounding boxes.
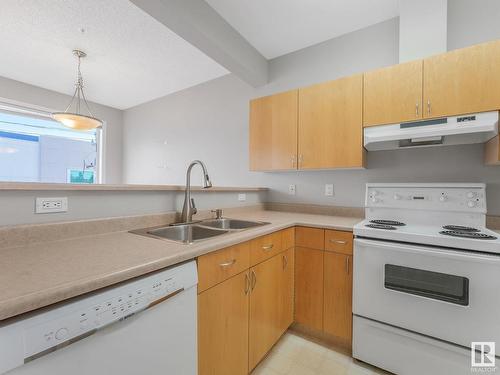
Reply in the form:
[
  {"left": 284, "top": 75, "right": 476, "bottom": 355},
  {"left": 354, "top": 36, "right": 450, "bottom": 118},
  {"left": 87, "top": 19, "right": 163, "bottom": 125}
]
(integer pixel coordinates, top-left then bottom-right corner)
[{"left": 180, "top": 160, "right": 212, "bottom": 223}]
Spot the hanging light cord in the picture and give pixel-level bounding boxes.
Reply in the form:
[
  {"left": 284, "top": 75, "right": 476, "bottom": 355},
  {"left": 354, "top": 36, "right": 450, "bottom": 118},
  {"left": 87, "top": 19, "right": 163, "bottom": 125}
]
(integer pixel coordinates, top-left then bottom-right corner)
[{"left": 63, "top": 51, "right": 95, "bottom": 118}]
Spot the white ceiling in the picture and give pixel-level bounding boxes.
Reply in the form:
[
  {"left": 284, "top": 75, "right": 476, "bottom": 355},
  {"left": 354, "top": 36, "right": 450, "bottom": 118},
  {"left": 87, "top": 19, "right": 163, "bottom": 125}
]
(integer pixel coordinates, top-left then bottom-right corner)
[
  {"left": 0, "top": 0, "right": 228, "bottom": 109},
  {"left": 205, "top": 0, "right": 400, "bottom": 59}
]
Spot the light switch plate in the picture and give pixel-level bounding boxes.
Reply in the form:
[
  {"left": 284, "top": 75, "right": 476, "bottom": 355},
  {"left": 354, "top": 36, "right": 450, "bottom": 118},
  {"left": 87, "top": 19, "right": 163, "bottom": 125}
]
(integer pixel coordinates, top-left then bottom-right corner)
[
  {"left": 288, "top": 184, "right": 296, "bottom": 195},
  {"left": 325, "top": 184, "right": 334, "bottom": 197},
  {"left": 36, "top": 197, "right": 68, "bottom": 214},
  {"left": 238, "top": 193, "right": 246, "bottom": 202}
]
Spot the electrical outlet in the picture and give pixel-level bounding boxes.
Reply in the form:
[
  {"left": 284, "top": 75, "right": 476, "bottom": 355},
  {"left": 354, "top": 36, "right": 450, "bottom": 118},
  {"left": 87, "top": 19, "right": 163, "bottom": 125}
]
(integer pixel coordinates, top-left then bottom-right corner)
[
  {"left": 238, "top": 193, "right": 246, "bottom": 202},
  {"left": 325, "top": 184, "right": 334, "bottom": 197},
  {"left": 36, "top": 197, "right": 68, "bottom": 214},
  {"left": 288, "top": 184, "right": 296, "bottom": 195}
]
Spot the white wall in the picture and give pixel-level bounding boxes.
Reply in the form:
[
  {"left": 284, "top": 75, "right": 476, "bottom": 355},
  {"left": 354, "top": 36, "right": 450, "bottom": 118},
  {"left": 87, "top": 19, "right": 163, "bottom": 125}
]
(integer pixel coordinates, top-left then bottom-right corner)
[
  {"left": 123, "top": 12, "right": 500, "bottom": 215},
  {"left": 0, "top": 76, "right": 123, "bottom": 183},
  {"left": 447, "top": 0, "right": 500, "bottom": 50},
  {"left": 399, "top": 0, "right": 447, "bottom": 62}
]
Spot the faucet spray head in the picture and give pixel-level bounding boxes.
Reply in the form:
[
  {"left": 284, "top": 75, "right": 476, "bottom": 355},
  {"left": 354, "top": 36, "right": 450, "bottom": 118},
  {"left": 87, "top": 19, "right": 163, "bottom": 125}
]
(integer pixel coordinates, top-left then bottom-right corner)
[{"left": 204, "top": 174, "right": 212, "bottom": 188}]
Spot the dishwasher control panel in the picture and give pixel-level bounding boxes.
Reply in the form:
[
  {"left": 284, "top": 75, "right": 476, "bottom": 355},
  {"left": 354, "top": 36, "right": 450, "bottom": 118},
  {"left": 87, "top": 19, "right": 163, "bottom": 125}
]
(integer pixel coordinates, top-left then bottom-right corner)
[{"left": 0, "top": 261, "right": 197, "bottom": 374}]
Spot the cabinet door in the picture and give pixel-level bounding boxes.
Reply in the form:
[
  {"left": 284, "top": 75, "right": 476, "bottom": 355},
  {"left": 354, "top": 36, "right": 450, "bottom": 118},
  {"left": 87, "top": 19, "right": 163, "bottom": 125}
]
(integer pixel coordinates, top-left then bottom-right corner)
[
  {"left": 323, "top": 252, "right": 353, "bottom": 346},
  {"left": 363, "top": 60, "right": 423, "bottom": 127},
  {"left": 298, "top": 75, "right": 364, "bottom": 169},
  {"left": 249, "top": 90, "right": 298, "bottom": 171},
  {"left": 424, "top": 40, "right": 500, "bottom": 118},
  {"left": 249, "top": 254, "right": 282, "bottom": 370},
  {"left": 294, "top": 246, "right": 324, "bottom": 331},
  {"left": 278, "top": 247, "right": 295, "bottom": 334},
  {"left": 485, "top": 135, "right": 500, "bottom": 165},
  {"left": 198, "top": 272, "right": 250, "bottom": 375}
]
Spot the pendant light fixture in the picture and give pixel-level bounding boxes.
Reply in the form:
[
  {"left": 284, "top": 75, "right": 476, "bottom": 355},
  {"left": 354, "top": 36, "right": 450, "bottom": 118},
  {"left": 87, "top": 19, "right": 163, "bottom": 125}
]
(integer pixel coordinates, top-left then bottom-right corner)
[{"left": 52, "top": 50, "right": 103, "bottom": 131}]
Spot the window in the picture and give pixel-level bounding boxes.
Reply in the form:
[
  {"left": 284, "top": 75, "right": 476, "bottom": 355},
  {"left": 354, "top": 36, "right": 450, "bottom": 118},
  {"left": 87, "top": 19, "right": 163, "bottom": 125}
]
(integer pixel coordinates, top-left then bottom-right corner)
[{"left": 0, "top": 107, "right": 101, "bottom": 184}]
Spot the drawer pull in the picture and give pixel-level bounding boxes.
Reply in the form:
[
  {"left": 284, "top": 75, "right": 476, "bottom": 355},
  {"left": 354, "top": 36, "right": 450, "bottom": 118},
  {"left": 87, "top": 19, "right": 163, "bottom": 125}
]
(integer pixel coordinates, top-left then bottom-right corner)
[
  {"left": 219, "top": 259, "right": 236, "bottom": 267},
  {"left": 262, "top": 244, "right": 274, "bottom": 251},
  {"left": 346, "top": 257, "right": 350, "bottom": 275},
  {"left": 329, "top": 239, "right": 347, "bottom": 245}
]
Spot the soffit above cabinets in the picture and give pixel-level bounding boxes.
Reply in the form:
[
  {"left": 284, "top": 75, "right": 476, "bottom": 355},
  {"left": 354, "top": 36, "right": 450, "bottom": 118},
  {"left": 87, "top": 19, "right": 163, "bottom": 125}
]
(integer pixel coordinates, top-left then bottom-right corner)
[
  {"left": 0, "top": 0, "right": 228, "bottom": 109},
  {"left": 205, "top": 0, "right": 399, "bottom": 59}
]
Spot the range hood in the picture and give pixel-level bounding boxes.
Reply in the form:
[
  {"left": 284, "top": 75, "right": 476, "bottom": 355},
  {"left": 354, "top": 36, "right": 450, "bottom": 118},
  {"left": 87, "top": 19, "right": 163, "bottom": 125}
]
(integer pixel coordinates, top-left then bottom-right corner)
[{"left": 364, "top": 111, "right": 499, "bottom": 151}]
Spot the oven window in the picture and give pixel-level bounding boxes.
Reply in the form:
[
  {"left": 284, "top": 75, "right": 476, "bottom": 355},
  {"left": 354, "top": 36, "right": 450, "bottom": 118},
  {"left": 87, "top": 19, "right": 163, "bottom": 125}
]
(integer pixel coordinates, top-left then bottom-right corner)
[{"left": 384, "top": 264, "right": 469, "bottom": 306}]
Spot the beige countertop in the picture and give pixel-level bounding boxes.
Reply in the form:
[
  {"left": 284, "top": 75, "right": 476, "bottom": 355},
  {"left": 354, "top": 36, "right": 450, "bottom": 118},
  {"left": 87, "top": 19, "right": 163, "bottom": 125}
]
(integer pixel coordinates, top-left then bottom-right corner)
[{"left": 0, "top": 210, "right": 361, "bottom": 321}]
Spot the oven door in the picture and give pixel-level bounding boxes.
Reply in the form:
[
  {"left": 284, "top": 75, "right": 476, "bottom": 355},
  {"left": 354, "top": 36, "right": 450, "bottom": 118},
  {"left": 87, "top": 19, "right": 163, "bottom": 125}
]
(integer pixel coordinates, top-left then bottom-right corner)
[{"left": 353, "top": 237, "right": 500, "bottom": 348}]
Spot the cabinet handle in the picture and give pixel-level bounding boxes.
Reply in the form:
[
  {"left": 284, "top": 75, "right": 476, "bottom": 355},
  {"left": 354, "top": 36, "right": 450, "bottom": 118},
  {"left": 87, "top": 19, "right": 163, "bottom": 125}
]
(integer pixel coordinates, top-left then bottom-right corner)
[
  {"left": 291, "top": 155, "right": 296, "bottom": 168},
  {"left": 329, "top": 239, "right": 347, "bottom": 245},
  {"left": 251, "top": 270, "right": 257, "bottom": 290},
  {"left": 346, "top": 257, "right": 350, "bottom": 275},
  {"left": 262, "top": 244, "right": 274, "bottom": 251},
  {"left": 298, "top": 154, "right": 303, "bottom": 168},
  {"left": 427, "top": 99, "right": 431, "bottom": 115},
  {"left": 219, "top": 259, "right": 236, "bottom": 267},
  {"left": 244, "top": 273, "right": 250, "bottom": 295},
  {"left": 283, "top": 254, "right": 288, "bottom": 270},
  {"left": 415, "top": 102, "right": 419, "bottom": 116}
]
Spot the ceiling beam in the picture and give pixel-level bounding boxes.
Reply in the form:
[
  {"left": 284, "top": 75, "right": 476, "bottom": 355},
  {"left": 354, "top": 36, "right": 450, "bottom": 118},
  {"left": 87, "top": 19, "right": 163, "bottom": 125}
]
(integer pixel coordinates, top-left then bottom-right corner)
[{"left": 130, "top": 0, "right": 268, "bottom": 87}]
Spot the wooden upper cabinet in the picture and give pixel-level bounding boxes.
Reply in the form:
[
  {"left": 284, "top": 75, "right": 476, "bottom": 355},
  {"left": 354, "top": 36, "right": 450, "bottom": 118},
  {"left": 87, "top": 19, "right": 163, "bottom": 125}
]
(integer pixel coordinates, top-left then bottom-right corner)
[
  {"left": 485, "top": 135, "right": 500, "bottom": 165},
  {"left": 363, "top": 60, "right": 423, "bottom": 127},
  {"left": 423, "top": 40, "right": 500, "bottom": 118},
  {"left": 249, "top": 90, "right": 298, "bottom": 171},
  {"left": 298, "top": 75, "right": 364, "bottom": 169}
]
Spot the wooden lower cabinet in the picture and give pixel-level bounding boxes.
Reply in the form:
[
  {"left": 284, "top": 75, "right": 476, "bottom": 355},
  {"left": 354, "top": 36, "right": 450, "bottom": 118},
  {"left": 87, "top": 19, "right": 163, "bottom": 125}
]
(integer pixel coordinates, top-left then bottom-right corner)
[
  {"left": 198, "top": 271, "right": 249, "bottom": 375},
  {"left": 294, "top": 246, "right": 324, "bottom": 331},
  {"left": 278, "top": 247, "right": 295, "bottom": 333},
  {"left": 323, "top": 252, "right": 353, "bottom": 345},
  {"left": 249, "top": 253, "right": 288, "bottom": 370}
]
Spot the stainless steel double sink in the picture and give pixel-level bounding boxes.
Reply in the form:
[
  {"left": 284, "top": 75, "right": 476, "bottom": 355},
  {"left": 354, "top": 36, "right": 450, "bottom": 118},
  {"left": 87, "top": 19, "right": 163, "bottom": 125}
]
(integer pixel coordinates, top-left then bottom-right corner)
[{"left": 131, "top": 218, "right": 270, "bottom": 244}]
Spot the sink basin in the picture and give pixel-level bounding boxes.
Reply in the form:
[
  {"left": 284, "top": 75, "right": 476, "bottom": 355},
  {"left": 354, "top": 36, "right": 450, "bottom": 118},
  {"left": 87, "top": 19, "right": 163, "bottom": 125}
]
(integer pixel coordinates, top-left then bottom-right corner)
[
  {"left": 132, "top": 224, "right": 228, "bottom": 244},
  {"left": 198, "top": 218, "right": 270, "bottom": 230}
]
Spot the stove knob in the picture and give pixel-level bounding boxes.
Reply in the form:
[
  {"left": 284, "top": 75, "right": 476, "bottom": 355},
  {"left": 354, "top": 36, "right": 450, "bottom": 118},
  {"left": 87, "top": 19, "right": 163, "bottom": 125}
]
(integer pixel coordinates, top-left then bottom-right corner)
[
  {"left": 371, "top": 197, "right": 380, "bottom": 203},
  {"left": 466, "top": 191, "right": 476, "bottom": 199},
  {"left": 439, "top": 195, "right": 447, "bottom": 202},
  {"left": 467, "top": 200, "right": 476, "bottom": 208},
  {"left": 393, "top": 194, "right": 401, "bottom": 200}
]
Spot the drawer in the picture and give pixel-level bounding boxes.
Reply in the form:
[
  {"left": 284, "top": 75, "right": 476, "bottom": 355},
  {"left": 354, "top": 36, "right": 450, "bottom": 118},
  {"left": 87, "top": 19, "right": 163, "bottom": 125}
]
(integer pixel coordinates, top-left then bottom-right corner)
[
  {"left": 295, "top": 227, "right": 324, "bottom": 250},
  {"left": 325, "top": 229, "right": 353, "bottom": 255},
  {"left": 250, "top": 231, "right": 283, "bottom": 266},
  {"left": 282, "top": 227, "right": 295, "bottom": 250},
  {"left": 197, "top": 241, "right": 250, "bottom": 293}
]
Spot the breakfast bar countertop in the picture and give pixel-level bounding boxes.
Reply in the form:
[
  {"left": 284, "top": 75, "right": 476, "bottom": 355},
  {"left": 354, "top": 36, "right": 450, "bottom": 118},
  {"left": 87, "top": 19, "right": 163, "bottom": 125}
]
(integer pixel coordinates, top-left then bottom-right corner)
[{"left": 0, "top": 210, "right": 362, "bottom": 321}]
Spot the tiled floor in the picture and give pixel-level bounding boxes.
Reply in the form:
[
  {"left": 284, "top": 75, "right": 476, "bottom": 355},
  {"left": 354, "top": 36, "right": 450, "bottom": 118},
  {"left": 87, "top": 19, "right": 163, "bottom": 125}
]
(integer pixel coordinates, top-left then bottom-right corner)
[{"left": 251, "top": 332, "right": 389, "bottom": 375}]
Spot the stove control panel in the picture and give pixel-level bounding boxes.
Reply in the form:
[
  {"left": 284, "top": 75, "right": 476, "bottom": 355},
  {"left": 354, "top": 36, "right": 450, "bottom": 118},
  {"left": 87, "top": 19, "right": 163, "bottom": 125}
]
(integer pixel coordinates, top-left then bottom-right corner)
[{"left": 366, "top": 184, "right": 486, "bottom": 213}]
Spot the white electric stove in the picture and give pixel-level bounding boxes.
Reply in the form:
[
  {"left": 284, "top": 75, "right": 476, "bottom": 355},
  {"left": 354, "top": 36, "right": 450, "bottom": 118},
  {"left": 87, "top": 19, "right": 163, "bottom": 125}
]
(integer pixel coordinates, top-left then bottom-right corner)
[{"left": 352, "top": 183, "right": 500, "bottom": 375}]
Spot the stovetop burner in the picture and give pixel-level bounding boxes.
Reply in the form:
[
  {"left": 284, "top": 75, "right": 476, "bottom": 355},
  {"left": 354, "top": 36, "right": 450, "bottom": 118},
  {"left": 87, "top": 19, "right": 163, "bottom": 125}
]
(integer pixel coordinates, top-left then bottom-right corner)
[
  {"left": 370, "top": 220, "right": 406, "bottom": 226},
  {"left": 439, "top": 230, "right": 498, "bottom": 240},
  {"left": 442, "top": 225, "right": 479, "bottom": 232},
  {"left": 365, "top": 223, "right": 397, "bottom": 230}
]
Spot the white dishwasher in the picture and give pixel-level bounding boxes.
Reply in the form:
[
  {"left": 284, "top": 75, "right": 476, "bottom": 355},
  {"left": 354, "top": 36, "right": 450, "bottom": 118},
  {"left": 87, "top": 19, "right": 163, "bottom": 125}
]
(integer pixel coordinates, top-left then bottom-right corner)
[{"left": 0, "top": 260, "right": 198, "bottom": 375}]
